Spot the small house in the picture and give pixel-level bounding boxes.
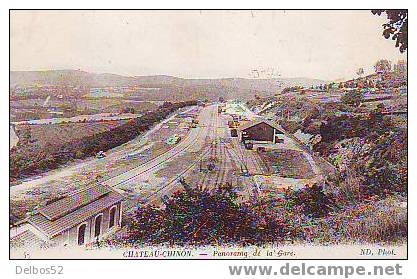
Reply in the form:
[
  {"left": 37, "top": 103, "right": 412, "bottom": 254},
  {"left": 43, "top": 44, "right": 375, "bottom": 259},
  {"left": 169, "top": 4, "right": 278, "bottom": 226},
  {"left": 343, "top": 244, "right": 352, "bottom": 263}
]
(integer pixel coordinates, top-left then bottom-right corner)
[
  {"left": 11, "top": 183, "right": 123, "bottom": 248},
  {"left": 239, "top": 118, "right": 286, "bottom": 144}
]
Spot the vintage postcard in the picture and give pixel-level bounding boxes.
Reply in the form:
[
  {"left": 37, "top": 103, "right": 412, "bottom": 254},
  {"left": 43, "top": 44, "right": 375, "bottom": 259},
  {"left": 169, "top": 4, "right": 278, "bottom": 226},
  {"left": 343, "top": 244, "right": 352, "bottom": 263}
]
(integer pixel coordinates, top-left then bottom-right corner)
[{"left": 9, "top": 10, "right": 407, "bottom": 260}]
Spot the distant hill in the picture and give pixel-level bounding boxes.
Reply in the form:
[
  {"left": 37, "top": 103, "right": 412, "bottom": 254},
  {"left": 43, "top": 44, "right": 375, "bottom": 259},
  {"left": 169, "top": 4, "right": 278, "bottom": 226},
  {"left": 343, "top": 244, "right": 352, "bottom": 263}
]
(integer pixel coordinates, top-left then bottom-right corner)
[
  {"left": 10, "top": 70, "right": 326, "bottom": 101},
  {"left": 10, "top": 70, "right": 140, "bottom": 88}
]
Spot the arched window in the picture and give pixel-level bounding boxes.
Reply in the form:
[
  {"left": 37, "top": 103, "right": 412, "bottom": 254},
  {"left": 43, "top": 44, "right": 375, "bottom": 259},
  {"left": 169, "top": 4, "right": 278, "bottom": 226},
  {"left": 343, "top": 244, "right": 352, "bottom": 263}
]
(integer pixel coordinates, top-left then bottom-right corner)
[
  {"left": 94, "top": 214, "right": 102, "bottom": 238},
  {"left": 109, "top": 206, "right": 116, "bottom": 229},
  {"left": 78, "top": 224, "right": 86, "bottom": 246}
]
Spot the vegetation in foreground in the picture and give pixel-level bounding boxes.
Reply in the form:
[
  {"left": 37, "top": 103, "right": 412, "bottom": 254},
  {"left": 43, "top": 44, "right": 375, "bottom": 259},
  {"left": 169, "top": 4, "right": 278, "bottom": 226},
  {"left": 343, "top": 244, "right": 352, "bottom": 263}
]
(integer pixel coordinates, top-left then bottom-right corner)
[{"left": 119, "top": 174, "right": 406, "bottom": 247}]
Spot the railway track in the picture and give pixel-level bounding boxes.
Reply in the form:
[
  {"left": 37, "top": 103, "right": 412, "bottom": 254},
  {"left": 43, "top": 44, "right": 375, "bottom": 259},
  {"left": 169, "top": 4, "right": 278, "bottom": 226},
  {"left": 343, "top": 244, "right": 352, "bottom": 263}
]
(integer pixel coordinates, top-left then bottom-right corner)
[
  {"left": 198, "top": 110, "right": 244, "bottom": 190},
  {"left": 231, "top": 137, "right": 266, "bottom": 175},
  {"left": 121, "top": 104, "right": 259, "bottom": 205},
  {"left": 117, "top": 108, "right": 221, "bottom": 210},
  {"left": 101, "top": 106, "right": 216, "bottom": 189},
  {"left": 212, "top": 110, "right": 225, "bottom": 188},
  {"left": 143, "top": 106, "right": 223, "bottom": 205},
  {"left": 102, "top": 106, "right": 196, "bottom": 159},
  {"left": 197, "top": 105, "right": 224, "bottom": 187},
  {"left": 213, "top": 141, "right": 227, "bottom": 188},
  {"left": 252, "top": 150, "right": 267, "bottom": 174},
  {"left": 144, "top": 147, "right": 211, "bottom": 204},
  {"left": 103, "top": 126, "right": 204, "bottom": 188},
  {"left": 129, "top": 104, "right": 263, "bottom": 208}
]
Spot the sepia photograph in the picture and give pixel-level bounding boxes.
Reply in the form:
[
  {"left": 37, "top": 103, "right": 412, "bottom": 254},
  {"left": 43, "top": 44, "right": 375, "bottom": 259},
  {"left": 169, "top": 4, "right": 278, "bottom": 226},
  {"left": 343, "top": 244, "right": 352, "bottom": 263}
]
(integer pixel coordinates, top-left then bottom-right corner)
[{"left": 9, "top": 9, "right": 407, "bottom": 260}]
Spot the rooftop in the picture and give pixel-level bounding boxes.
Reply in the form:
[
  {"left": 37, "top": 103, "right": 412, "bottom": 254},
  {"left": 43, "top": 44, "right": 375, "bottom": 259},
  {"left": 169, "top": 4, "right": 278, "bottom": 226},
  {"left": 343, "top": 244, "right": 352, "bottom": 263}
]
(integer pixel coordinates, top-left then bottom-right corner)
[
  {"left": 239, "top": 118, "right": 285, "bottom": 133},
  {"left": 39, "top": 183, "right": 112, "bottom": 221},
  {"left": 28, "top": 184, "right": 123, "bottom": 238}
]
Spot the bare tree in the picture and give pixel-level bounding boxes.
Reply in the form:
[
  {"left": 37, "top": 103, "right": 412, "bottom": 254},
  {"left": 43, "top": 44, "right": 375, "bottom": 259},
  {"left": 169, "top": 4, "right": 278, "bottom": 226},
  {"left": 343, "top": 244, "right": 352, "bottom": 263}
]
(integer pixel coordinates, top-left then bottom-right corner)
[
  {"left": 356, "top": 67, "right": 364, "bottom": 78},
  {"left": 374, "top": 59, "right": 392, "bottom": 74}
]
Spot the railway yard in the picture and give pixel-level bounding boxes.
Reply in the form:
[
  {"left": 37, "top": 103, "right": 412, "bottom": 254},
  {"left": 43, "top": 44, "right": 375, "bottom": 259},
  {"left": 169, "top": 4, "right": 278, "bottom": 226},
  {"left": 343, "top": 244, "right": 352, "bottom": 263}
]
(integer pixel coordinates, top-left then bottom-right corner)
[
  {"left": 9, "top": 94, "right": 407, "bottom": 256},
  {"left": 10, "top": 102, "right": 322, "bottom": 223},
  {"left": 8, "top": 9, "right": 409, "bottom": 261}
]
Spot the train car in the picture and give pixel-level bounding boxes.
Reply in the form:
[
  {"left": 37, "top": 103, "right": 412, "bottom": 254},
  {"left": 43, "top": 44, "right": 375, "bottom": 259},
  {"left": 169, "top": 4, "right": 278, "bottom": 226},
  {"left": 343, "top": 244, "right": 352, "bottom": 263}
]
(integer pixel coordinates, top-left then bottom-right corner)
[
  {"left": 207, "top": 156, "right": 217, "bottom": 171},
  {"left": 257, "top": 146, "right": 267, "bottom": 152},
  {"left": 166, "top": 134, "right": 181, "bottom": 145},
  {"left": 228, "top": 120, "right": 240, "bottom": 129},
  {"left": 244, "top": 142, "right": 254, "bottom": 150},
  {"left": 241, "top": 165, "right": 249, "bottom": 177},
  {"left": 96, "top": 151, "right": 106, "bottom": 158}
]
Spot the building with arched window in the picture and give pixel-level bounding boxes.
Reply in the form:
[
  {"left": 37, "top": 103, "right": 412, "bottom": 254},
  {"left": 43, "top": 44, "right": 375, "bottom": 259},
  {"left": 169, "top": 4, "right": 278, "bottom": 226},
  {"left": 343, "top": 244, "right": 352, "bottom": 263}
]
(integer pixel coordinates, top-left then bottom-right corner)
[{"left": 13, "top": 183, "right": 123, "bottom": 247}]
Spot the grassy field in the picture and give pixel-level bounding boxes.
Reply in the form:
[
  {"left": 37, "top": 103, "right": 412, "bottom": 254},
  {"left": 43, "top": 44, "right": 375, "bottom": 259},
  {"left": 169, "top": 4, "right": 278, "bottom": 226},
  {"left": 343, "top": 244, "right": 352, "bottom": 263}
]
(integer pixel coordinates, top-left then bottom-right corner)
[
  {"left": 77, "top": 98, "right": 159, "bottom": 113},
  {"left": 10, "top": 98, "right": 160, "bottom": 122},
  {"left": 14, "top": 121, "right": 128, "bottom": 149},
  {"left": 259, "top": 149, "right": 315, "bottom": 179}
]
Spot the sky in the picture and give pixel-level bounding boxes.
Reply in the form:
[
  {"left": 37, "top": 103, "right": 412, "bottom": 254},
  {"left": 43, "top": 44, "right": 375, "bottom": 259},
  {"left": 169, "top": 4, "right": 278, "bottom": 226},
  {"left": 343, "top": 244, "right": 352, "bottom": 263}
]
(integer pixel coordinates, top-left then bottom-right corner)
[{"left": 10, "top": 10, "right": 406, "bottom": 81}]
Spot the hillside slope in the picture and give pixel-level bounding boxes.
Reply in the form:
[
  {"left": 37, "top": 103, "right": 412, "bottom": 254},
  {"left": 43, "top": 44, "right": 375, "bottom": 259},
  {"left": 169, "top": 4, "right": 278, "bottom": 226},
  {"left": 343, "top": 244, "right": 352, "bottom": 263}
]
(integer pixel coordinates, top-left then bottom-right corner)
[{"left": 10, "top": 70, "right": 326, "bottom": 101}]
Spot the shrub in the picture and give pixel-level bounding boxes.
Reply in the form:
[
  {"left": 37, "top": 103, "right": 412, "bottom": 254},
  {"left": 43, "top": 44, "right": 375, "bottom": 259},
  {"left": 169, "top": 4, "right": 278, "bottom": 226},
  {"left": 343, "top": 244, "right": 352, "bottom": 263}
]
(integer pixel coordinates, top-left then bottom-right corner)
[
  {"left": 360, "top": 130, "right": 407, "bottom": 196},
  {"left": 341, "top": 90, "right": 364, "bottom": 107},
  {"left": 285, "top": 183, "right": 335, "bottom": 218},
  {"left": 126, "top": 183, "right": 298, "bottom": 246}
]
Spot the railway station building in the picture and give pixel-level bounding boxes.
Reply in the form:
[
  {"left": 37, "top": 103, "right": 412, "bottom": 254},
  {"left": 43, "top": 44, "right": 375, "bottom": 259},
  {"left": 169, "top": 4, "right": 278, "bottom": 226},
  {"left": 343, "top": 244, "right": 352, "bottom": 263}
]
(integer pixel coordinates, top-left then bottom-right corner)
[
  {"left": 239, "top": 118, "right": 286, "bottom": 144},
  {"left": 11, "top": 183, "right": 123, "bottom": 249}
]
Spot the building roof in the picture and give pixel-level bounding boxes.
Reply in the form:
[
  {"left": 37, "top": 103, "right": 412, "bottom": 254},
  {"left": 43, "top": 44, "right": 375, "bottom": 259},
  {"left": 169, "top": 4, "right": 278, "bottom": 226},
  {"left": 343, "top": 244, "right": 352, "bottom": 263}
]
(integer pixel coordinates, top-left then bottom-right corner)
[
  {"left": 39, "top": 183, "right": 112, "bottom": 221},
  {"left": 28, "top": 185, "right": 123, "bottom": 238},
  {"left": 239, "top": 118, "right": 285, "bottom": 133}
]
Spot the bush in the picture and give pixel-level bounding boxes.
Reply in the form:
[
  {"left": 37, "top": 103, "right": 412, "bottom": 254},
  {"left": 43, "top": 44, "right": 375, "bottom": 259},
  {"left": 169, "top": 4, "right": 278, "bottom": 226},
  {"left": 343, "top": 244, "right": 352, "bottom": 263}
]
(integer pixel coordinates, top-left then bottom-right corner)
[
  {"left": 360, "top": 130, "right": 407, "bottom": 196},
  {"left": 311, "top": 196, "right": 407, "bottom": 244},
  {"left": 341, "top": 90, "right": 364, "bottom": 107},
  {"left": 320, "top": 129, "right": 407, "bottom": 200},
  {"left": 123, "top": 180, "right": 406, "bottom": 246},
  {"left": 285, "top": 184, "right": 335, "bottom": 218},
  {"left": 280, "top": 120, "right": 302, "bottom": 134},
  {"left": 343, "top": 198, "right": 407, "bottom": 243},
  {"left": 316, "top": 114, "right": 392, "bottom": 149},
  {"left": 126, "top": 183, "right": 298, "bottom": 246}
]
